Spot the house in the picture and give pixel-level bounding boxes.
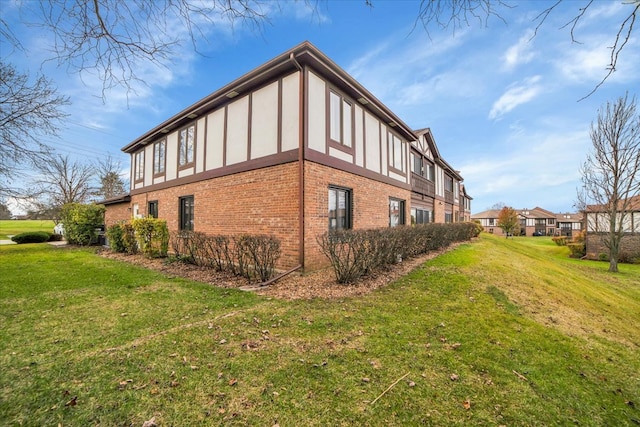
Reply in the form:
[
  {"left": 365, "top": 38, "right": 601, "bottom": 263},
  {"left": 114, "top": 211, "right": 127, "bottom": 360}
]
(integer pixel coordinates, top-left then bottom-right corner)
[
  {"left": 584, "top": 195, "right": 640, "bottom": 260},
  {"left": 471, "top": 206, "right": 583, "bottom": 237},
  {"left": 104, "top": 41, "right": 471, "bottom": 271}
]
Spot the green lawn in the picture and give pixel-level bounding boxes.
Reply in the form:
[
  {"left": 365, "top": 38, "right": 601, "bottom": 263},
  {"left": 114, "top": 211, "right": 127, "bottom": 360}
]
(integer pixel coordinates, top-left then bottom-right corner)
[
  {"left": 1, "top": 234, "right": 638, "bottom": 426},
  {"left": 0, "top": 219, "right": 55, "bottom": 240}
]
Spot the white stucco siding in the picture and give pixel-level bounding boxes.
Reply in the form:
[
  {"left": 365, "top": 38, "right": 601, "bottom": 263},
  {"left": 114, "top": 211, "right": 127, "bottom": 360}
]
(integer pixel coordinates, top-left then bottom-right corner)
[
  {"left": 307, "top": 71, "right": 326, "bottom": 154},
  {"left": 380, "top": 124, "right": 388, "bottom": 176},
  {"left": 281, "top": 72, "right": 300, "bottom": 152},
  {"left": 364, "top": 112, "right": 380, "bottom": 173},
  {"left": 250, "top": 81, "right": 279, "bottom": 159},
  {"left": 388, "top": 170, "right": 405, "bottom": 182},
  {"left": 435, "top": 165, "right": 444, "bottom": 197},
  {"left": 143, "top": 144, "right": 153, "bottom": 187},
  {"left": 328, "top": 147, "right": 353, "bottom": 163},
  {"left": 196, "top": 118, "right": 206, "bottom": 173},
  {"left": 354, "top": 105, "right": 364, "bottom": 167},
  {"left": 165, "top": 132, "right": 178, "bottom": 181},
  {"left": 226, "top": 95, "right": 249, "bottom": 165},
  {"left": 178, "top": 167, "right": 194, "bottom": 178},
  {"left": 206, "top": 108, "right": 225, "bottom": 170}
]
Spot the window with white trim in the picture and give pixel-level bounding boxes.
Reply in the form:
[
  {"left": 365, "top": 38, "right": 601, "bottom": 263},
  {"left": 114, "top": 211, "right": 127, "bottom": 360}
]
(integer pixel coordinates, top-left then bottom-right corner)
[
  {"left": 153, "top": 140, "right": 166, "bottom": 175},
  {"left": 329, "top": 91, "right": 352, "bottom": 148},
  {"left": 178, "top": 124, "right": 195, "bottom": 167},
  {"left": 328, "top": 186, "right": 352, "bottom": 230},
  {"left": 134, "top": 150, "right": 144, "bottom": 182}
]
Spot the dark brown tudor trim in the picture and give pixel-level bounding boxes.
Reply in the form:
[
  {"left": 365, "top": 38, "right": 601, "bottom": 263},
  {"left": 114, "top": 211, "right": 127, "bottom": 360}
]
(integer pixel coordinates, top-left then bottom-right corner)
[
  {"left": 130, "top": 150, "right": 298, "bottom": 196},
  {"left": 306, "top": 149, "right": 411, "bottom": 191}
]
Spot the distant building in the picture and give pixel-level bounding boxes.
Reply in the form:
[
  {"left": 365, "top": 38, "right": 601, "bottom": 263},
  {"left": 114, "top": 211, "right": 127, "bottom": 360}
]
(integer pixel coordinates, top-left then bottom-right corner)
[
  {"left": 472, "top": 206, "right": 583, "bottom": 237},
  {"left": 584, "top": 195, "right": 640, "bottom": 260}
]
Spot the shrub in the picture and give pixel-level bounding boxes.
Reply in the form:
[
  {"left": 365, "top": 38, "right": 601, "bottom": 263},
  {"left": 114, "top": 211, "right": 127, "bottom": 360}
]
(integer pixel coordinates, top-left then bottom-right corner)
[
  {"left": 552, "top": 236, "right": 567, "bottom": 246},
  {"left": 11, "top": 231, "right": 51, "bottom": 244},
  {"left": 318, "top": 222, "right": 478, "bottom": 284},
  {"left": 131, "top": 218, "right": 169, "bottom": 258},
  {"left": 168, "top": 231, "right": 281, "bottom": 282},
  {"left": 106, "top": 224, "right": 126, "bottom": 253},
  {"left": 60, "top": 203, "right": 106, "bottom": 246},
  {"left": 567, "top": 243, "right": 586, "bottom": 258},
  {"left": 121, "top": 223, "right": 138, "bottom": 254}
]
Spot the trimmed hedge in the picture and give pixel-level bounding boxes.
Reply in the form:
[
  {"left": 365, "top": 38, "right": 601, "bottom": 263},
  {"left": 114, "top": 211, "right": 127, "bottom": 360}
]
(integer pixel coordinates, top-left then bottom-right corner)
[
  {"left": 11, "top": 231, "right": 52, "bottom": 244},
  {"left": 318, "top": 222, "right": 480, "bottom": 284},
  {"left": 170, "top": 231, "right": 281, "bottom": 282}
]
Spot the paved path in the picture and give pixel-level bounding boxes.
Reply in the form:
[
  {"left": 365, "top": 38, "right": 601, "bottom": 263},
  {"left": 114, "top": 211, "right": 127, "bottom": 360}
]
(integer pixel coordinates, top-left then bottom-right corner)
[{"left": 0, "top": 239, "right": 16, "bottom": 245}]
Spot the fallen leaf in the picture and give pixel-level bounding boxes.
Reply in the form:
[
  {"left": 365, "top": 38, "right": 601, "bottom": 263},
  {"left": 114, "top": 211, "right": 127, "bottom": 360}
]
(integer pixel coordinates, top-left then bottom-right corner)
[
  {"left": 450, "top": 374, "right": 459, "bottom": 381},
  {"left": 408, "top": 381, "right": 416, "bottom": 387},
  {"left": 361, "top": 377, "right": 370, "bottom": 383},
  {"left": 142, "top": 416, "right": 157, "bottom": 427},
  {"left": 64, "top": 396, "right": 77, "bottom": 407},
  {"left": 463, "top": 399, "right": 471, "bottom": 410},
  {"left": 229, "top": 378, "right": 237, "bottom": 386}
]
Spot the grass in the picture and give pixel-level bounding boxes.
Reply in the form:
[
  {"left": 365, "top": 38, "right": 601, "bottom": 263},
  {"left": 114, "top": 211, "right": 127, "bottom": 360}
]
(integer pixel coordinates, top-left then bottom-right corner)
[
  {"left": 1, "top": 234, "right": 639, "bottom": 426},
  {"left": 0, "top": 219, "right": 55, "bottom": 240}
]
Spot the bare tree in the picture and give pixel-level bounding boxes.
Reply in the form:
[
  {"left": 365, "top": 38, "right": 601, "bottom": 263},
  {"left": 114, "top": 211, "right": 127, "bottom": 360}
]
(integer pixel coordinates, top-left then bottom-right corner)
[
  {"left": 579, "top": 94, "right": 640, "bottom": 272},
  {"left": 0, "top": 61, "right": 70, "bottom": 198},
  {"left": 95, "top": 155, "right": 128, "bottom": 200},
  {"left": 32, "top": 154, "right": 96, "bottom": 210},
  {"left": 2, "top": 0, "right": 270, "bottom": 98}
]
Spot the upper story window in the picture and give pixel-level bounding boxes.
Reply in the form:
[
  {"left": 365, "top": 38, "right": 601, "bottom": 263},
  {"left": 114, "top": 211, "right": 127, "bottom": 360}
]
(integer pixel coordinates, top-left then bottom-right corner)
[
  {"left": 328, "top": 185, "right": 352, "bottom": 230},
  {"left": 178, "top": 124, "right": 195, "bottom": 167},
  {"left": 445, "top": 175, "right": 454, "bottom": 192},
  {"left": 548, "top": 218, "right": 556, "bottom": 225},
  {"left": 388, "top": 132, "right": 405, "bottom": 172},
  {"left": 153, "top": 140, "right": 166, "bottom": 175},
  {"left": 329, "top": 91, "right": 352, "bottom": 148},
  {"left": 411, "top": 152, "right": 434, "bottom": 181},
  {"left": 424, "top": 159, "right": 435, "bottom": 181},
  {"left": 134, "top": 150, "right": 144, "bottom": 182}
]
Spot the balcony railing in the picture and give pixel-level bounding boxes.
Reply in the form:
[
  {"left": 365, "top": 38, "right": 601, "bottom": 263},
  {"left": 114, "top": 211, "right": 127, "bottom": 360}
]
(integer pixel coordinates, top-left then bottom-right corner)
[{"left": 411, "top": 173, "right": 435, "bottom": 198}]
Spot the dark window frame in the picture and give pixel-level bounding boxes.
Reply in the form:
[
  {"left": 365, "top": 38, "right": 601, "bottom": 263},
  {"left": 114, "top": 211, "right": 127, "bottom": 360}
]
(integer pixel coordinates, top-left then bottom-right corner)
[
  {"left": 387, "top": 131, "right": 406, "bottom": 174},
  {"left": 134, "top": 150, "right": 144, "bottom": 183},
  {"left": 327, "top": 89, "right": 355, "bottom": 154},
  {"left": 389, "top": 197, "right": 406, "bottom": 227},
  {"left": 179, "top": 195, "right": 194, "bottom": 231},
  {"left": 178, "top": 123, "right": 196, "bottom": 170},
  {"left": 148, "top": 200, "right": 158, "bottom": 218},
  {"left": 153, "top": 139, "right": 166, "bottom": 176},
  {"left": 328, "top": 185, "right": 352, "bottom": 231}
]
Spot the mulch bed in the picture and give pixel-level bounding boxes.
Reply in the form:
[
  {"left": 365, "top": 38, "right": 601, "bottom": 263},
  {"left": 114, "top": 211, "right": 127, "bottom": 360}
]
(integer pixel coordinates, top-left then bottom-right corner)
[{"left": 98, "top": 243, "right": 461, "bottom": 300}]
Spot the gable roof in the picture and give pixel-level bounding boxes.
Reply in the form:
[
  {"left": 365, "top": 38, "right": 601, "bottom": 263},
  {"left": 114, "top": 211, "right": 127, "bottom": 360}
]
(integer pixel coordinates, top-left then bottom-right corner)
[
  {"left": 122, "top": 41, "right": 418, "bottom": 154},
  {"left": 471, "top": 209, "right": 501, "bottom": 219},
  {"left": 586, "top": 195, "right": 640, "bottom": 212}
]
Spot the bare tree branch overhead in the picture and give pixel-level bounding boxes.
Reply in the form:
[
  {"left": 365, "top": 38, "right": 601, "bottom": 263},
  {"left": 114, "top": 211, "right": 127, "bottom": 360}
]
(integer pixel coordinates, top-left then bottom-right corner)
[
  {"left": 3, "top": 0, "right": 270, "bottom": 99},
  {"left": 0, "top": 62, "right": 70, "bottom": 198}
]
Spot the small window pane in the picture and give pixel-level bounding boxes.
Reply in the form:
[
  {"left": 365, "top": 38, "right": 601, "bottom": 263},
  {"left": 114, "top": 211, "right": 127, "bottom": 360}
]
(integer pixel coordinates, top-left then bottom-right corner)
[
  {"left": 330, "top": 92, "right": 341, "bottom": 143},
  {"left": 342, "top": 100, "right": 352, "bottom": 147}
]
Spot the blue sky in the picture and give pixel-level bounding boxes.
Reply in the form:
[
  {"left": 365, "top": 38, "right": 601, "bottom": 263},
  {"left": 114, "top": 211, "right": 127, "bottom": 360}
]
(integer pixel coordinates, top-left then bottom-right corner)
[{"left": 2, "top": 0, "right": 639, "bottom": 214}]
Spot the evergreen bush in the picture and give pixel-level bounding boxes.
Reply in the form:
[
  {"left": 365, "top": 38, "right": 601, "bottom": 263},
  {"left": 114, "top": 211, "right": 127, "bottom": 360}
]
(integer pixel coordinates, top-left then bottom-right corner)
[{"left": 11, "top": 231, "right": 51, "bottom": 244}]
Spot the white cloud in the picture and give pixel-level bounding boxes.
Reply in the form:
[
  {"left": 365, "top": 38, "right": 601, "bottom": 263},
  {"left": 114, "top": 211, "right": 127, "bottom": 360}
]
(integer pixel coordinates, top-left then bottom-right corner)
[
  {"left": 502, "top": 31, "right": 536, "bottom": 71},
  {"left": 488, "top": 75, "right": 542, "bottom": 120}
]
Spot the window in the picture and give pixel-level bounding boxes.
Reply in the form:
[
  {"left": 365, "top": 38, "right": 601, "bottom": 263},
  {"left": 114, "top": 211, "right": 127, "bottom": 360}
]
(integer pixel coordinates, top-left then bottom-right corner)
[
  {"left": 389, "top": 198, "right": 405, "bottom": 227},
  {"left": 548, "top": 218, "right": 555, "bottom": 225},
  {"left": 153, "top": 140, "right": 166, "bottom": 175},
  {"left": 134, "top": 150, "right": 144, "bottom": 182},
  {"left": 488, "top": 218, "right": 495, "bottom": 226},
  {"left": 329, "top": 91, "right": 352, "bottom": 148},
  {"left": 148, "top": 201, "right": 158, "bottom": 219},
  {"left": 412, "top": 153, "right": 422, "bottom": 175},
  {"left": 179, "top": 196, "right": 194, "bottom": 231},
  {"left": 445, "top": 175, "right": 454, "bottom": 192},
  {"left": 178, "top": 124, "right": 195, "bottom": 167},
  {"left": 445, "top": 212, "right": 453, "bottom": 223},
  {"left": 328, "top": 186, "right": 352, "bottom": 230},
  {"left": 411, "top": 208, "right": 432, "bottom": 225},
  {"left": 388, "top": 132, "right": 405, "bottom": 172},
  {"left": 424, "top": 159, "right": 435, "bottom": 181}
]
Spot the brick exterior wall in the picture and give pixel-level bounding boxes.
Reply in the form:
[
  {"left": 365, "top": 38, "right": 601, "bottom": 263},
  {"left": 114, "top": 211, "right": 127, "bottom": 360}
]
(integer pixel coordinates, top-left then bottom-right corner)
[
  {"left": 585, "top": 233, "right": 640, "bottom": 260},
  {"left": 129, "top": 162, "right": 301, "bottom": 269},
  {"left": 303, "top": 161, "right": 412, "bottom": 270},
  {"left": 104, "top": 202, "right": 131, "bottom": 228}
]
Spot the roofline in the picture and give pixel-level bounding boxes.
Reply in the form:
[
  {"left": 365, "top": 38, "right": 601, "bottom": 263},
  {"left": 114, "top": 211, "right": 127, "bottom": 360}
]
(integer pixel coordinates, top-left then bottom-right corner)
[{"left": 122, "top": 41, "right": 418, "bottom": 153}]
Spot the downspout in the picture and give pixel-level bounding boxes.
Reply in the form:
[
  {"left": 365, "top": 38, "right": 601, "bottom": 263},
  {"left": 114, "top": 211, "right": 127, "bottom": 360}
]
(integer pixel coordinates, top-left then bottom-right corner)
[{"left": 290, "top": 52, "right": 305, "bottom": 269}]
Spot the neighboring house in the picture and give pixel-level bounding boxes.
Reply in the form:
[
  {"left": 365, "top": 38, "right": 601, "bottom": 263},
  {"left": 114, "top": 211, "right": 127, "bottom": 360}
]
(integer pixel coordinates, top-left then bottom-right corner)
[
  {"left": 472, "top": 206, "right": 583, "bottom": 237},
  {"left": 584, "top": 195, "right": 640, "bottom": 260},
  {"left": 103, "top": 41, "right": 471, "bottom": 271}
]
